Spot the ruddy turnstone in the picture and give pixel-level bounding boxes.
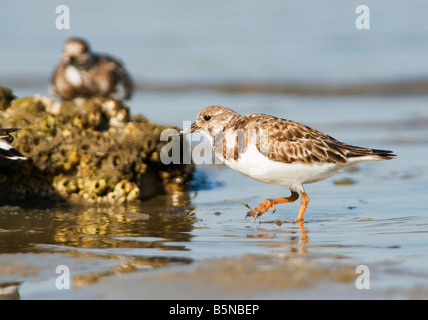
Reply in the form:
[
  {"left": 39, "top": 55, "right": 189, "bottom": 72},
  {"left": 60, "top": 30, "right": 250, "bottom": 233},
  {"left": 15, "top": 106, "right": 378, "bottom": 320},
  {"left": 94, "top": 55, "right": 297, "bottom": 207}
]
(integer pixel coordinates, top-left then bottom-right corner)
[
  {"left": 0, "top": 128, "right": 26, "bottom": 160},
  {"left": 179, "top": 105, "right": 395, "bottom": 222},
  {"left": 50, "top": 38, "right": 133, "bottom": 101}
]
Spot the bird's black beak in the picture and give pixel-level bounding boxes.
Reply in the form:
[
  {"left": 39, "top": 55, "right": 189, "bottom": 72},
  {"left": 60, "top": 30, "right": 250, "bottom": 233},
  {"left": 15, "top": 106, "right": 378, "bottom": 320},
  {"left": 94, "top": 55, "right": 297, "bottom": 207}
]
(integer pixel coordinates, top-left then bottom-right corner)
[
  {"left": 175, "top": 122, "right": 200, "bottom": 136},
  {"left": 67, "top": 56, "right": 76, "bottom": 65}
]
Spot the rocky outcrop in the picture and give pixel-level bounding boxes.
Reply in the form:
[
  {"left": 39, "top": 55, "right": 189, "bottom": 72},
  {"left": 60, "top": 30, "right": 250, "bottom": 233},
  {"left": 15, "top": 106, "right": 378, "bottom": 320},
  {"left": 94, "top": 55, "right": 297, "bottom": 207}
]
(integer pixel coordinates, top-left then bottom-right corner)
[{"left": 0, "top": 87, "right": 193, "bottom": 205}]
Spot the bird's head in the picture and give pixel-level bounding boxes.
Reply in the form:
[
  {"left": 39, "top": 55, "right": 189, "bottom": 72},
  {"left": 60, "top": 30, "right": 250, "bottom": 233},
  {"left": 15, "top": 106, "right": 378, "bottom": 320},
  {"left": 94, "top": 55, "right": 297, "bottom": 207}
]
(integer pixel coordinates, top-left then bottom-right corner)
[
  {"left": 179, "top": 105, "right": 240, "bottom": 138},
  {"left": 62, "top": 38, "right": 92, "bottom": 67}
]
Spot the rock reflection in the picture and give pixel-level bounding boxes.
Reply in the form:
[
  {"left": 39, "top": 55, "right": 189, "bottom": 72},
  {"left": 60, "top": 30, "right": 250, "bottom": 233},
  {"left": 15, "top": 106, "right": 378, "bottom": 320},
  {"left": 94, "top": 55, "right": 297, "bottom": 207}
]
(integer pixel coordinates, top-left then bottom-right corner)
[
  {"left": 0, "top": 191, "right": 199, "bottom": 298},
  {"left": 0, "top": 191, "right": 197, "bottom": 265}
]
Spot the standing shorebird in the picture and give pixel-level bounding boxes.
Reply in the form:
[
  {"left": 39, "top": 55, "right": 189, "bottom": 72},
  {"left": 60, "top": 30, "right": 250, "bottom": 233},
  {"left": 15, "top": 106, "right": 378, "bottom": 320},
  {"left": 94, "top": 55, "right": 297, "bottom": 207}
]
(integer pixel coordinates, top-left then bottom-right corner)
[
  {"left": 50, "top": 38, "right": 133, "bottom": 101},
  {"left": 0, "top": 128, "right": 26, "bottom": 160},
  {"left": 179, "top": 105, "right": 395, "bottom": 222}
]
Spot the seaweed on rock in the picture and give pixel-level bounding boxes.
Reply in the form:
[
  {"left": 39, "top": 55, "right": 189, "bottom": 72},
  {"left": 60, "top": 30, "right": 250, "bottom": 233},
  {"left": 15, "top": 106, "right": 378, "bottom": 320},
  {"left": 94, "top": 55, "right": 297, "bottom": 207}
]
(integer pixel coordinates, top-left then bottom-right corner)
[{"left": 0, "top": 87, "right": 194, "bottom": 205}]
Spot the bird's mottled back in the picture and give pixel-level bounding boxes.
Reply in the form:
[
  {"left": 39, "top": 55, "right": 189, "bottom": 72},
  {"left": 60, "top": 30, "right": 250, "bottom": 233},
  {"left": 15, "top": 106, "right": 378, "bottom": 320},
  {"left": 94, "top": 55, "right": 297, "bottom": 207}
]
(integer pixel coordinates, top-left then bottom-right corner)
[{"left": 189, "top": 106, "right": 396, "bottom": 165}]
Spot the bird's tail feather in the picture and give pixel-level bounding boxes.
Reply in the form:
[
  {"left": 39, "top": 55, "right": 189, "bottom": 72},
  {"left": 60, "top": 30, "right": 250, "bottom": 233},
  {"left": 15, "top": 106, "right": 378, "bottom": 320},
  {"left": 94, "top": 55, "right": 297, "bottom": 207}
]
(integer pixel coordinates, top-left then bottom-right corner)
[
  {"left": 0, "top": 148, "right": 26, "bottom": 160},
  {"left": 370, "top": 149, "right": 396, "bottom": 160}
]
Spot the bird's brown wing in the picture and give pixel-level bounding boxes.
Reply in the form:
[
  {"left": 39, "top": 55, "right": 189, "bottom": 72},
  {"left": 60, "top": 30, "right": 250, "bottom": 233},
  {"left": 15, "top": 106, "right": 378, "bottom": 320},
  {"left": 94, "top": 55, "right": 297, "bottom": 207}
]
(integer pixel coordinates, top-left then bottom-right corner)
[
  {"left": 91, "top": 55, "right": 133, "bottom": 99},
  {"left": 233, "top": 114, "right": 395, "bottom": 164},
  {"left": 249, "top": 115, "right": 349, "bottom": 164}
]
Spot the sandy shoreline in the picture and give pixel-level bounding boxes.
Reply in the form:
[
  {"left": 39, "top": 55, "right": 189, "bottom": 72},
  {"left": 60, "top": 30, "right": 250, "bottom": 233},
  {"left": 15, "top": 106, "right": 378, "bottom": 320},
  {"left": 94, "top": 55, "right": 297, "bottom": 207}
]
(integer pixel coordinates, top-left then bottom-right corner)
[{"left": 5, "top": 252, "right": 424, "bottom": 300}]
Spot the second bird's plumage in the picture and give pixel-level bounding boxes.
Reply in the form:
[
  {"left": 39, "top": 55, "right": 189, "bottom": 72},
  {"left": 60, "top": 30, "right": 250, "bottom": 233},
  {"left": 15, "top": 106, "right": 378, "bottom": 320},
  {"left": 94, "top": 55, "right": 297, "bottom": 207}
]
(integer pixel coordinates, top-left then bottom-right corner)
[{"left": 50, "top": 38, "right": 133, "bottom": 101}]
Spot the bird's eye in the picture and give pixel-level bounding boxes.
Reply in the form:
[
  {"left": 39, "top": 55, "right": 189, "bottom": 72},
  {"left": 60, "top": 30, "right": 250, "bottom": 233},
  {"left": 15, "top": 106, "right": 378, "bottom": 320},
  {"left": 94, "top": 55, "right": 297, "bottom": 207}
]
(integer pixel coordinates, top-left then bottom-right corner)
[{"left": 203, "top": 115, "right": 212, "bottom": 121}]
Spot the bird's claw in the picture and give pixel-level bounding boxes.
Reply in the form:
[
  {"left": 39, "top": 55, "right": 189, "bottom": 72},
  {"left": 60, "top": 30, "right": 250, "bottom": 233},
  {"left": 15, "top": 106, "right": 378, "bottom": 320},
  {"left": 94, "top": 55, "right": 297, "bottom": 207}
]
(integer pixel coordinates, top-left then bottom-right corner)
[
  {"left": 246, "top": 210, "right": 260, "bottom": 218},
  {"left": 271, "top": 204, "right": 276, "bottom": 213},
  {"left": 246, "top": 199, "right": 275, "bottom": 218}
]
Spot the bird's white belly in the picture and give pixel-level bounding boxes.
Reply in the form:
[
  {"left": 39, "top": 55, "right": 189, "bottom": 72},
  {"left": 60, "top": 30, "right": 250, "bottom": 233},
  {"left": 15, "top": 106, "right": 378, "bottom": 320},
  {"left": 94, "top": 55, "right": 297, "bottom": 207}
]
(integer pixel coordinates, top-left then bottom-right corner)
[
  {"left": 222, "top": 144, "right": 347, "bottom": 190},
  {"left": 65, "top": 65, "right": 82, "bottom": 86}
]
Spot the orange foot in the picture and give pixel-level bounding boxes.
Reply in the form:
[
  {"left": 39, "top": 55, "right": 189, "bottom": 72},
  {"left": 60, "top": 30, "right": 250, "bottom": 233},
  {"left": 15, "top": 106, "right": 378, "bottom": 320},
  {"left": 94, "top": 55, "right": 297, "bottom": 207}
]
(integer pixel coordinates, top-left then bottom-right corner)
[{"left": 246, "top": 191, "right": 299, "bottom": 218}]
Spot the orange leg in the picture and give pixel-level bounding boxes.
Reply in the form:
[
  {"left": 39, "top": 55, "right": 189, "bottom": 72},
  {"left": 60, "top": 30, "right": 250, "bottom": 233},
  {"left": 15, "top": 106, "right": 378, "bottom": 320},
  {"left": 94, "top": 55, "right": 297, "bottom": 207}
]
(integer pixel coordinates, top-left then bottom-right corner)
[
  {"left": 247, "top": 191, "right": 299, "bottom": 218},
  {"left": 294, "top": 192, "right": 309, "bottom": 222}
]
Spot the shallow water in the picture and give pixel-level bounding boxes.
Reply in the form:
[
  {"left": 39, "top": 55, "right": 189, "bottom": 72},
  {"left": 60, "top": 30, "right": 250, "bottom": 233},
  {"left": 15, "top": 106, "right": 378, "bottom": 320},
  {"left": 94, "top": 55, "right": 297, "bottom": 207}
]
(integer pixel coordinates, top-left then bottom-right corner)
[
  {"left": 1, "top": 92, "right": 427, "bottom": 299},
  {"left": 1, "top": 0, "right": 428, "bottom": 299}
]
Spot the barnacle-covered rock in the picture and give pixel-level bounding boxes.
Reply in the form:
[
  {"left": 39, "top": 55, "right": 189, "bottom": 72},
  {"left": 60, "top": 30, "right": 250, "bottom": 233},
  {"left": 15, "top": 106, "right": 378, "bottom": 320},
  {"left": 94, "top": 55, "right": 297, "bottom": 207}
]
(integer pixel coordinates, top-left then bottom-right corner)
[
  {"left": 0, "top": 86, "right": 194, "bottom": 205},
  {"left": 0, "top": 87, "right": 16, "bottom": 110}
]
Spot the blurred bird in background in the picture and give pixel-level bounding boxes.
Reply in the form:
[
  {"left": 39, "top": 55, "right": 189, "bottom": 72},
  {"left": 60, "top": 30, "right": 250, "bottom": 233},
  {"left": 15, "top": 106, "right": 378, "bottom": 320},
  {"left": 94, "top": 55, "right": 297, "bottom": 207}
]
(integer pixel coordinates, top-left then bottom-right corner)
[{"left": 50, "top": 38, "right": 133, "bottom": 101}]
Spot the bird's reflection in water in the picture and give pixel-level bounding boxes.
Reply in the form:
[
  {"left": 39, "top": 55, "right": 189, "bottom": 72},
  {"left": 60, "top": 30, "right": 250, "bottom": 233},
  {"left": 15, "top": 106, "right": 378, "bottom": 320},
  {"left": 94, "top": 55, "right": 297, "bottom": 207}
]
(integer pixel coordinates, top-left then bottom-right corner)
[{"left": 247, "top": 219, "right": 310, "bottom": 254}]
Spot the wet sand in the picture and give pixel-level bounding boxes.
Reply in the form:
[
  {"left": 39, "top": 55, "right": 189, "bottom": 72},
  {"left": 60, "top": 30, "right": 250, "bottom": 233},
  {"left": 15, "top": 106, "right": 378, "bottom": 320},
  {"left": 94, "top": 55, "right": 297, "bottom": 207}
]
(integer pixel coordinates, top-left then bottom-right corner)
[
  {"left": 10, "top": 252, "right": 428, "bottom": 300},
  {"left": 16, "top": 253, "right": 390, "bottom": 299}
]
